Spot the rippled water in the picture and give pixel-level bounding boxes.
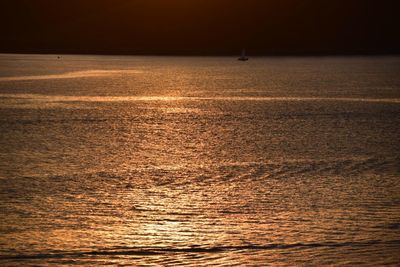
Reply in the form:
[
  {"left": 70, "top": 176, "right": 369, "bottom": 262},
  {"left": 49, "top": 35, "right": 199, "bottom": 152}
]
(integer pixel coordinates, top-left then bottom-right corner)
[{"left": 0, "top": 54, "right": 399, "bottom": 266}]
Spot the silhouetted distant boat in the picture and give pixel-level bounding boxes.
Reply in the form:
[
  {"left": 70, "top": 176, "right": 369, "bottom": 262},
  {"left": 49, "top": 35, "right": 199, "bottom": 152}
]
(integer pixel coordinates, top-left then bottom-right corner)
[{"left": 238, "top": 49, "right": 248, "bottom": 61}]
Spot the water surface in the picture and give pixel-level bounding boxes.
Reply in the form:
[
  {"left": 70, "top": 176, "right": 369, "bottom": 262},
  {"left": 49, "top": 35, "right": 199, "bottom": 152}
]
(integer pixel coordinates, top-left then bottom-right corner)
[{"left": 0, "top": 54, "right": 399, "bottom": 266}]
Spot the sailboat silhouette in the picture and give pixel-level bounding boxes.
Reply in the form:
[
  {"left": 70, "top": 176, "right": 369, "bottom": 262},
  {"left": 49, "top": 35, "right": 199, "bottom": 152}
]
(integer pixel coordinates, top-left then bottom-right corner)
[{"left": 238, "top": 49, "right": 249, "bottom": 61}]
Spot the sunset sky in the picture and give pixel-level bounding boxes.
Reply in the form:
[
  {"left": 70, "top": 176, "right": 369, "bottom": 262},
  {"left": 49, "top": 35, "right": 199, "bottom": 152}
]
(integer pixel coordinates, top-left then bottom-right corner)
[{"left": 1, "top": 0, "right": 399, "bottom": 54}]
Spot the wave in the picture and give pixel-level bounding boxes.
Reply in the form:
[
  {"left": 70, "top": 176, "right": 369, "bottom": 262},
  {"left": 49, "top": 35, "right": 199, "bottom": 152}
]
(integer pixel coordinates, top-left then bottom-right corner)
[
  {"left": 191, "top": 157, "right": 399, "bottom": 182},
  {"left": 1, "top": 240, "right": 399, "bottom": 260},
  {"left": 0, "top": 70, "right": 143, "bottom": 82},
  {"left": 1, "top": 156, "right": 397, "bottom": 184},
  {"left": 1, "top": 93, "right": 400, "bottom": 103},
  {"left": 253, "top": 157, "right": 398, "bottom": 178}
]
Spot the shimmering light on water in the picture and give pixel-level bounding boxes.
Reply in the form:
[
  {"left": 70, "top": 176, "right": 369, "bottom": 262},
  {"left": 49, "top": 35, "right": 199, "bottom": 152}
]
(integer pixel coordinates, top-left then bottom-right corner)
[
  {"left": 0, "top": 54, "right": 399, "bottom": 266},
  {"left": 0, "top": 70, "right": 144, "bottom": 82}
]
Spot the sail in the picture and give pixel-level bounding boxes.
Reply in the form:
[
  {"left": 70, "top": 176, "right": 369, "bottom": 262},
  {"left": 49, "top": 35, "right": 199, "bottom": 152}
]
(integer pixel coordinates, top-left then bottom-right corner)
[{"left": 238, "top": 48, "right": 248, "bottom": 61}]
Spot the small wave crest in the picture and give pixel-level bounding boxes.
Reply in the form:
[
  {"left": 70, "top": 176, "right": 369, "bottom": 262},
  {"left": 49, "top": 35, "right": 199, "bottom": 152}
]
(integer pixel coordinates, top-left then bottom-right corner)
[
  {"left": 1, "top": 240, "right": 399, "bottom": 260},
  {"left": 211, "top": 157, "right": 399, "bottom": 183},
  {"left": 0, "top": 70, "right": 143, "bottom": 82}
]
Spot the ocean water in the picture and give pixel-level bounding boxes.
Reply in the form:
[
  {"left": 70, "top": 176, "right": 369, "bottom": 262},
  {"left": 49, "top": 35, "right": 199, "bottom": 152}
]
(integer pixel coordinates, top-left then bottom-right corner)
[{"left": 0, "top": 54, "right": 399, "bottom": 266}]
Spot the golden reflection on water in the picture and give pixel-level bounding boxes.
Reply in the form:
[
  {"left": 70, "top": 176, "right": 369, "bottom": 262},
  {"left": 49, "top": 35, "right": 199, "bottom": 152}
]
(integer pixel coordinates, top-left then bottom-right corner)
[
  {"left": 1, "top": 56, "right": 400, "bottom": 266},
  {"left": 0, "top": 70, "right": 144, "bottom": 81},
  {"left": 1, "top": 93, "right": 400, "bottom": 104}
]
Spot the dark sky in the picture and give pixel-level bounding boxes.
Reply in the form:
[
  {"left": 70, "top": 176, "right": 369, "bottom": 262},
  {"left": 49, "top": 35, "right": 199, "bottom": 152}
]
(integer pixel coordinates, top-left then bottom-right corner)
[{"left": 1, "top": 0, "right": 399, "bottom": 55}]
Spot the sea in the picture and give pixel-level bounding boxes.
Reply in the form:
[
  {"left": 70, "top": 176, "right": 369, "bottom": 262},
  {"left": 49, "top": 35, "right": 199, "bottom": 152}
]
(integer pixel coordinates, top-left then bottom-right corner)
[{"left": 0, "top": 54, "right": 399, "bottom": 266}]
